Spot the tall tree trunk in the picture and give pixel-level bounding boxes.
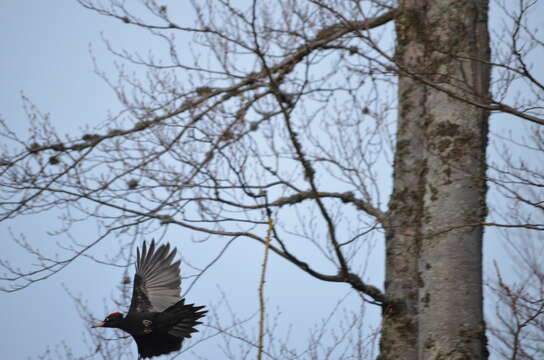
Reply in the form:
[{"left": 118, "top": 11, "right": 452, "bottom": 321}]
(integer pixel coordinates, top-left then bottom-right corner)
[
  {"left": 379, "top": 1, "right": 427, "bottom": 358},
  {"left": 383, "top": 0, "right": 490, "bottom": 359},
  {"left": 417, "top": 0, "right": 490, "bottom": 359},
  {"left": 380, "top": 80, "right": 423, "bottom": 360}
]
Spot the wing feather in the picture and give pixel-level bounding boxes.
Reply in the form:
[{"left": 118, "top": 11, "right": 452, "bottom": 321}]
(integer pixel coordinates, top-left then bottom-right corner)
[
  {"left": 132, "top": 333, "right": 182, "bottom": 358},
  {"left": 129, "top": 240, "right": 182, "bottom": 313}
]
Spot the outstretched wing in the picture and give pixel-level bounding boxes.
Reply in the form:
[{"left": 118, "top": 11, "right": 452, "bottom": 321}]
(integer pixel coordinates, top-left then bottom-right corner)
[{"left": 129, "top": 240, "right": 182, "bottom": 313}]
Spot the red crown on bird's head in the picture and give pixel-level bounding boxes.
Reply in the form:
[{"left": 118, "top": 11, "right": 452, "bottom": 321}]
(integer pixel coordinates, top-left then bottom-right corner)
[{"left": 107, "top": 312, "right": 123, "bottom": 318}]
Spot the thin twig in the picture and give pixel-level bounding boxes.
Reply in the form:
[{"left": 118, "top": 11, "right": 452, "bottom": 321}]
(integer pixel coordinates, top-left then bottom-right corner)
[{"left": 257, "top": 216, "right": 273, "bottom": 360}]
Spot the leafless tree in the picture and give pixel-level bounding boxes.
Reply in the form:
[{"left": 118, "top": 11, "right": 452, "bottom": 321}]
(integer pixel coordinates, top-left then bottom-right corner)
[
  {"left": 488, "top": 235, "right": 544, "bottom": 360},
  {"left": 1, "top": 0, "right": 542, "bottom": 359}
]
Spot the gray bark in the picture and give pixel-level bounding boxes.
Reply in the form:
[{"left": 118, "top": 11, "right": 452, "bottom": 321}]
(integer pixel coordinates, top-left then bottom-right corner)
[
  {"left": 379, "top": 1, "right": 427, "bottom": 358},
  {"left": 418, "top": 1, "right": 490, "bottom": 358},
  {"left": 384, "top": 0, "right": 490, "bottom": 359}
]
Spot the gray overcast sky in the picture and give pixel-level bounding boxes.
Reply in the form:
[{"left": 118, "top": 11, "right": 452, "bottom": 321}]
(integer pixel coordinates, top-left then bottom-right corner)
[
  {"left": 0, "top": 1, "right": 539, "bottom": 359},
  {"left": 0, "top": 3, "right": 146, "bottom": 357}
]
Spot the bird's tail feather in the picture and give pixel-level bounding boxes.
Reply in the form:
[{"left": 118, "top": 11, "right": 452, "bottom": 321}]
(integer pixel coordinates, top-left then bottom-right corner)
[{"left": 164, "top": 299, "right": 207, "bottom": 338}]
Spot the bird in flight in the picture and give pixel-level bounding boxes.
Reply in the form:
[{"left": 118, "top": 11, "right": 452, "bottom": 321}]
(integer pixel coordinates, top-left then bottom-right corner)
[{"left": 92, "top": 240, "right": 207, "bottom": 358}]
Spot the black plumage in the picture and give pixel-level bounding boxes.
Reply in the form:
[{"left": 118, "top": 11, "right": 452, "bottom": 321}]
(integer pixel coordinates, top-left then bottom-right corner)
[{"left": 92, "top": 240, "right": 206, "bottom": 358}]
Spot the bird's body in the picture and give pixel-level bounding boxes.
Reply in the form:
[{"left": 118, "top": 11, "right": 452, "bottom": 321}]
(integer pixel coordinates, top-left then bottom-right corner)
[{"left": 92, "top": 240, "right": 206, "bottom": 358}]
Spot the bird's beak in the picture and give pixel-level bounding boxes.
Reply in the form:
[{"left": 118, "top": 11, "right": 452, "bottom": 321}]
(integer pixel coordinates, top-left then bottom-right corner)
[{"left": 91, "top": 322, "right": 105, "bottom": 328}]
